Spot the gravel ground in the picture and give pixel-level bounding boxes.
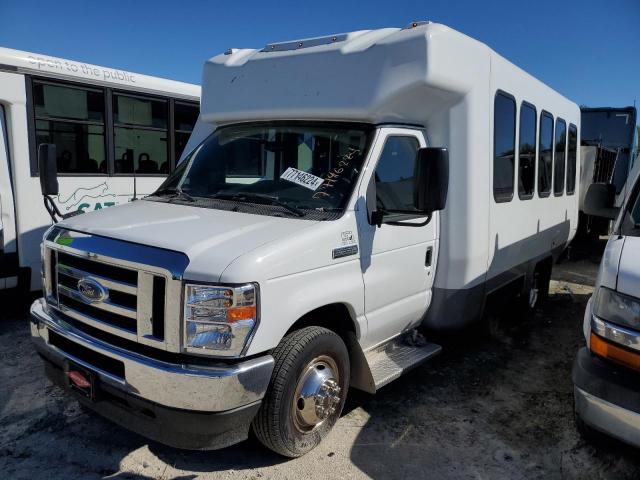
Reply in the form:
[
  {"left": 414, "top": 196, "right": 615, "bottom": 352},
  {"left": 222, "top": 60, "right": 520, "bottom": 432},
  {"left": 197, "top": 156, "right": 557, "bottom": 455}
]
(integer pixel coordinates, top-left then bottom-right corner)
[{"left": 2, "top": 240, "right": 640, "bottom": 479}]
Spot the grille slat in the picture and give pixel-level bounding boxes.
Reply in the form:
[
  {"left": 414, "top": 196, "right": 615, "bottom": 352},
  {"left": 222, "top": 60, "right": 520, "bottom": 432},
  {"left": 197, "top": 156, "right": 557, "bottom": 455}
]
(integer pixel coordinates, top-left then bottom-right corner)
[
  {"left": 58, "top": 284, "right": 137, "bottom": 319},
  {"left": 57, "top": 263, "right": 137, "bottom": 295},
  {"left": 57, "top": 252, "right": 138, "bottom": 285},
  {"left": 59, "top": 296, "right": 138, "bottom": 336}
]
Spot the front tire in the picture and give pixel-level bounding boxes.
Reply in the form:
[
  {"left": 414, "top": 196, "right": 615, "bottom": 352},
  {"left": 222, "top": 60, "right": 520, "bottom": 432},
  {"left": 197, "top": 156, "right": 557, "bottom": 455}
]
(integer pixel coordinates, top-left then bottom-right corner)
[{"left": 252, "top": 326, "right": 350, "bottom": 457}]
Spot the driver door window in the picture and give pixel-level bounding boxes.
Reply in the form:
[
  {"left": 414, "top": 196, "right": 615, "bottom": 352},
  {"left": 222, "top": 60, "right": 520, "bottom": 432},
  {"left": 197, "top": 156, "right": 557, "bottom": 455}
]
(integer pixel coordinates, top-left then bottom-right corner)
[{"left": 375, "top": 136, "right": 420, "bottom": 214}]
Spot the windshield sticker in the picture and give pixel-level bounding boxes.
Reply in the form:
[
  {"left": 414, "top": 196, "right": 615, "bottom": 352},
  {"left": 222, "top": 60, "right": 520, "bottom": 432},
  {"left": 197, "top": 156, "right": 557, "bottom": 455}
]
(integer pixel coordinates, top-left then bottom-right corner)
[
  {"left": 312, "top": 147, "right": 361, "bottom": 200},
  {"left": 280, "top": 167, "right": 325, "bottom": 191}
]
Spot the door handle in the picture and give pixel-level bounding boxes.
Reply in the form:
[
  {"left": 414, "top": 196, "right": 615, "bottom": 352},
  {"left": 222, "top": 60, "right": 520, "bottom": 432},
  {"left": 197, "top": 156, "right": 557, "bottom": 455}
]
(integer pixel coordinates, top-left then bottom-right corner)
[{"left": 425, "top": 247, "right": 433, "bottom": 267}]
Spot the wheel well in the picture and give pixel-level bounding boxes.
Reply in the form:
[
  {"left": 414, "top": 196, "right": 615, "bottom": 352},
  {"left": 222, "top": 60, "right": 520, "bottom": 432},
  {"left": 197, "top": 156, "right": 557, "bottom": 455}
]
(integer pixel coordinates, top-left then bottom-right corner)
[
  {"left": 284, "top": 303, "right": 374, "bottom": 393},
  {"left": 534, "top": 256, "right": 553, "bottom": 277},
  {"left": 285, "top": 303, "right": 357, "bottom": 341}
]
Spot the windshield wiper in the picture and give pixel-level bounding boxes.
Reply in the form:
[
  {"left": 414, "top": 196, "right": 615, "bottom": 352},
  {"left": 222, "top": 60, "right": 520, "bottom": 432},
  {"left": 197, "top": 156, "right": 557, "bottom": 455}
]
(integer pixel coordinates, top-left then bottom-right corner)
[
  {"left": 211, "top": 192, "right": 305, "bottom": 217},
  {"left": 150, "top": 187, "right": 195, "bottom": 203}
]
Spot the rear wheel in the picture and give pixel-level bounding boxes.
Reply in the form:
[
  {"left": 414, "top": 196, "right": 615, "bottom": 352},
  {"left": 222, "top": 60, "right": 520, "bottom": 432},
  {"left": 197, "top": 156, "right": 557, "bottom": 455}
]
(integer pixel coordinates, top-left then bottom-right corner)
[
  {"left": 517, "top": 262, "right": 552, "bottom": 314},
  {"left": 252, "top": 326, "right": 350, "bottom": 457}
]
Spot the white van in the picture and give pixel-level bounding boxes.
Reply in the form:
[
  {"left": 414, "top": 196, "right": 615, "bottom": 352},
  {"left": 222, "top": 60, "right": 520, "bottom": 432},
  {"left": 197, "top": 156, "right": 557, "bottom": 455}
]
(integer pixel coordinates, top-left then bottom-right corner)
[
  {"left": 30, "top": 22, "right": 580, "bottom": 457},
  {"left": 573, "top": 169, "right": 640, "bottom": 447},
  {"left": 0, "top": 48, "right": 200, "bottom": 290}
]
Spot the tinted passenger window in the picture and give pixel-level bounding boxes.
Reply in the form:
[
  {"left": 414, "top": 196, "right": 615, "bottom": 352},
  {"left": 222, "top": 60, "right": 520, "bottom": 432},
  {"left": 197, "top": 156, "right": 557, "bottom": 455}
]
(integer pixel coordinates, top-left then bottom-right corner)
[
  {"left": 518, "top": 103, "right": 537, "bottom": 199},
  {"left": 493, "top": 92, "right": 516, "bottom": 202},
  {"left": 113, "top": 94, "right": 168, "bottom": 174},
  {"left": 375, "top": 136, "right": 420, "bottom": 212},
  {"left": 566, "top": 124, "right": 578, "bottom": 195},
  {"left": 554, "top": 119, "right": 566, "bottom": 196},
  {"left": 174, "top": 102, "right": 199, "bottom": 160},
  {"left": 33, "top": 81, "right": 106, "bottom": 174},
  {"left": 538, "top": 112, "right": 554, "bottom": 197}
]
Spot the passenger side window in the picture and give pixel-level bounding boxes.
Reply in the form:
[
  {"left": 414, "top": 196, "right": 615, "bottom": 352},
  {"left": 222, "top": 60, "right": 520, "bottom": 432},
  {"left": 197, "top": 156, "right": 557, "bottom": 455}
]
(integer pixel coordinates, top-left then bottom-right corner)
[
  {"left": 174, "top": 102, "right": 199, "bottom": 163},
  {"left": 33, "top": 81, "right": 106, "bottom": 174},
  {"left": 566, "top": 124, "right": 578, "bottom": 195},
  {"left": 554, "top": 118, "right": 567, "bottom": 196},
  {"left": 375, "top": 136, "right": 420, "bottom": 212},
  {"left": 493, "top": 92, "right": 516, "bottom": 202},
  {"left": 538, "top": 112, "right": 554, "bottom": 197},
  {"left": 518, "top": 102, "right": 537, "bottom": 199},
  {"left": 113, "top": 93, "right": 168, "bottom": 174}
]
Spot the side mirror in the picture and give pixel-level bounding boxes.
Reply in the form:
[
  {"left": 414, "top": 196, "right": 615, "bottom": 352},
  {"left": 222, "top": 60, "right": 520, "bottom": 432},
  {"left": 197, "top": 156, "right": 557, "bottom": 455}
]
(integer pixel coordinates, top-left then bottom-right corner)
[
  {"left": 414, "top": 147, "right": 449, "bottom": 213},
  {"left": 38, "top": 143, "right": 58, "bottom": 196},
  {"left": 583, "top": 183, "right": 618, "bottom": 220}
]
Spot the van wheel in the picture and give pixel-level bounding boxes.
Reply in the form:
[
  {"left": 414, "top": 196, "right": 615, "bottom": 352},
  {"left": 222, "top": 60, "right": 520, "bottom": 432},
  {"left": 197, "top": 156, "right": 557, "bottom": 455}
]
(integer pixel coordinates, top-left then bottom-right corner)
[{"left": 252, "top": 326, "right": 350, "bottom": 457}]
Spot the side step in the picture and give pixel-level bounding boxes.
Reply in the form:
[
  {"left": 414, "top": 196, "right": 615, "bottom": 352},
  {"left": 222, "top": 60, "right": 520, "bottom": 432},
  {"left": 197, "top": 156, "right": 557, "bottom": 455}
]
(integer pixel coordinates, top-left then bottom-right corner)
[{"left": 365, "top": 333, "right": 442, "bottom": 390}]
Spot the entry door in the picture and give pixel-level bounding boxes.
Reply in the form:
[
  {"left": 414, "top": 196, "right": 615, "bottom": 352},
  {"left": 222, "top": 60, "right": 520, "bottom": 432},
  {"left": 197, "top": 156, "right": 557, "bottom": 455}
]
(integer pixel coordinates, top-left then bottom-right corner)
[
  {"left": 0, "top": 104, "right": 17, "bottom": 286},
  {"left": 358, "top": 128, "right": 438, "bottom": 348}
]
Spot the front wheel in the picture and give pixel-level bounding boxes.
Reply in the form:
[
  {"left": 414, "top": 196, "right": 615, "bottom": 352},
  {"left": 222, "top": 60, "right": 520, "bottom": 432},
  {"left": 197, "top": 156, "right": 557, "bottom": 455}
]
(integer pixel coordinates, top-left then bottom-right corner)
[{"left": 252, "top": 326, "right": 350, "bottom": 457}]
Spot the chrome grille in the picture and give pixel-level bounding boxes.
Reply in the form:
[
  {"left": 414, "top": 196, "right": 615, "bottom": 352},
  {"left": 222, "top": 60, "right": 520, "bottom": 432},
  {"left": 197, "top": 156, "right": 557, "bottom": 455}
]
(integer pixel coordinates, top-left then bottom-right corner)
[
  {"left": 56, "top": 251, "right": 138, "bottom": 333},
  {"left": 43, "top": 226, "right": 189, "bottom": 352},
  {"left": 42, "top": 228, "right": 189, "bottom": 352}
]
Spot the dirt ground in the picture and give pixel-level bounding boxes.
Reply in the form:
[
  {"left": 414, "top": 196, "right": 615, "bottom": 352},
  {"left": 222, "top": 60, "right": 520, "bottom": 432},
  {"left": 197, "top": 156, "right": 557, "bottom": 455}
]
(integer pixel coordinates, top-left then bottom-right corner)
[{"left": 2, "top": 239, "right": 640, "bottom": 479}]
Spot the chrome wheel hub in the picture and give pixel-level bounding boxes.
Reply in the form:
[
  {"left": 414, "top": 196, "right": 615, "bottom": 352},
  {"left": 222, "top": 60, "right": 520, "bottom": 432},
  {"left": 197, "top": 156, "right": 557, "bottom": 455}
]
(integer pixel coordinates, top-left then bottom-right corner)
[{"left": 292, "top": 355, "right": 342, "bottom": 432}]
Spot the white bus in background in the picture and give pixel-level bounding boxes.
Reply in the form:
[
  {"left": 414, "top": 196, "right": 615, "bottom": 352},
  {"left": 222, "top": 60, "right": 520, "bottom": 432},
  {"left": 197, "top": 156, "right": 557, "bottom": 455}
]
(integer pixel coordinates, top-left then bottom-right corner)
[{"left": 0, "top": 47, "right": 200, "bottom": 290}]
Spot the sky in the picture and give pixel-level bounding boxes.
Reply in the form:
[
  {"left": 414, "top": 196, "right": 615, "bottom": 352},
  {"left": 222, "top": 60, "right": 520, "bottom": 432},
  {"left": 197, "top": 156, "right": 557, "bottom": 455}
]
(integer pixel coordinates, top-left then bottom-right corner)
[{"left": 1, "top": 0, "right": 638, "bottom": 111}]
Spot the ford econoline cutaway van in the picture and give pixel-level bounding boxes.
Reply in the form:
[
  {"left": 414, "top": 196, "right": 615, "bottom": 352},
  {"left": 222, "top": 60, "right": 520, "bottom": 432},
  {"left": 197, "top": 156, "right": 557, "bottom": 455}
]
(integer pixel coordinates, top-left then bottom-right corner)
[{"left": 31, "top": 22, "right": 580, "bottom": 457}]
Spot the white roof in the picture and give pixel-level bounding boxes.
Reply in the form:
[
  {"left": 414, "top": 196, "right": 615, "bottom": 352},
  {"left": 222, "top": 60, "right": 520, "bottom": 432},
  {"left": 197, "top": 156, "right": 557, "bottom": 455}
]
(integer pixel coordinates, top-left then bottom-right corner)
[
  {"left": 0, "top": 47, "right": 200, "bottom": 100},
  {"left": 201, "top": 22, "right": 573, "bottom": 126}
]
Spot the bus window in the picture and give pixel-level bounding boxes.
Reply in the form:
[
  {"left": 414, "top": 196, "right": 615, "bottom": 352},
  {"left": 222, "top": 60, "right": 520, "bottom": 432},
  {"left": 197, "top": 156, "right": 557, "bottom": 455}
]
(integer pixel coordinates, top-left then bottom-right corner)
[
  {"left": 493, "top": 91, "right": 516, "bottom": 203},
  {"left": 518, "top": 102, "right": 536, "bottom": 199},
  {"left": 554, "top": 118, "right": 566, "bottom": 196},
  {"left": 174, "top": 102, "right": 198, "bottom": 165},
  {"left": 566, "top": 124, "right": 577, "bottom": 195},
  {"left": 538, "top": 111, "right": 554, "bottom": 197},
  {"left": 113, "top": 93, "right": 168, "bottom": 174},
  {"left": 33, "top": 81, "right": 106, "bottom": 174}
]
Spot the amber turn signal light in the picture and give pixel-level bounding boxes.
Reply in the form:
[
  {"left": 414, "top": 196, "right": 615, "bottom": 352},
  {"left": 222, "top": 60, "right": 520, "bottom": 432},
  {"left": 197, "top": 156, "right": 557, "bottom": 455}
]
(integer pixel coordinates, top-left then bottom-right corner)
[{"left": 591, "top": 333, "right": 640, "bottom": 371}]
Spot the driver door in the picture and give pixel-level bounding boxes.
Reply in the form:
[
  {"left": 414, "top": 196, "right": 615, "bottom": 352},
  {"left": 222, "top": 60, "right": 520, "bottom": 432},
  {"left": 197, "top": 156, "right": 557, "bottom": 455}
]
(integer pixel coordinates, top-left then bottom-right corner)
[{"left": 357, "top": 128, "right": 438, "bottom": 348}]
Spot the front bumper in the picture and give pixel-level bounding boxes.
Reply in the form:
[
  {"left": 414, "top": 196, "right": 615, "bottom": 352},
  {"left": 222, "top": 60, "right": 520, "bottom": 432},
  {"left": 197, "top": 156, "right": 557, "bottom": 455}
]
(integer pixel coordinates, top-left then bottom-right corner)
[
  {"left": 573, "top": 347, "right": 640, "bottom": 448},
  {"left": 30, "top": 298, "right": 274, "bottom": 449}
]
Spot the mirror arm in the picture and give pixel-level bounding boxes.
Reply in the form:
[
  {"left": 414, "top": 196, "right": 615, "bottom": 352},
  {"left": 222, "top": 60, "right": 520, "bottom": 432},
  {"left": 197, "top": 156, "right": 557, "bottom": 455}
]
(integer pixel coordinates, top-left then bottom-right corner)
[{"left": 43, "top": 195, "right": 62, "bottom": 223}]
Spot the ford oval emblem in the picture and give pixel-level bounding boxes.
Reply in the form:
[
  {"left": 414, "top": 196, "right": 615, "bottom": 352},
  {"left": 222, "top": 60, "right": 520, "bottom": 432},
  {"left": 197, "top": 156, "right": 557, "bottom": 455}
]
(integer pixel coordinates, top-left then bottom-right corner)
[{"left": 77, "top": 277, "right": 109, "bottom": 303}]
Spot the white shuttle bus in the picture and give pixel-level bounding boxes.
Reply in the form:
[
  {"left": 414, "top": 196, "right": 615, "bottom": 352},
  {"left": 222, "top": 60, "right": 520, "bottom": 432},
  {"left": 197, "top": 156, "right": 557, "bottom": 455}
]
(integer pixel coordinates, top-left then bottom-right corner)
[
  {"left": 0, "top": 48, "right": 200, "bottom": 290},
  {"left": 30, "top": 23, "right": 580, "bottom": 457}
]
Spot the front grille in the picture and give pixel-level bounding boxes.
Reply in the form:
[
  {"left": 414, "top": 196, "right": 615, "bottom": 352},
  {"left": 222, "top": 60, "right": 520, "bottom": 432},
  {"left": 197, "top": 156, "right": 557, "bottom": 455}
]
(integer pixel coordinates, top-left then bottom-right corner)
[
  {"left": 55, "top": 251, "right": 139, "bottom": 334},
  {"left": 592, "top": 146, "right": 618, "bottom": 183},
  {"left": 47, "top": 248, "right": 168, "bottom": 344}
]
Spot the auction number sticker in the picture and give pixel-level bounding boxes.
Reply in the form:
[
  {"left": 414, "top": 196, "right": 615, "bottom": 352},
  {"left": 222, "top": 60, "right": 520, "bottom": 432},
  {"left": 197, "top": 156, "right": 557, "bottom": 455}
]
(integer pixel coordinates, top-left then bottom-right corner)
[{"left": 280, "top": 167, "right": 324, "bottom": 191}]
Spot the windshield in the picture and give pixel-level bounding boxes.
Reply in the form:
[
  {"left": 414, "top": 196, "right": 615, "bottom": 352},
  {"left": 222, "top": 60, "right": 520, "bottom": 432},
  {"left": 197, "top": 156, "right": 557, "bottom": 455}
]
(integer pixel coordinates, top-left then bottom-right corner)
[{"left": 147, "top": 123, "right": 373, "bottom": 219}]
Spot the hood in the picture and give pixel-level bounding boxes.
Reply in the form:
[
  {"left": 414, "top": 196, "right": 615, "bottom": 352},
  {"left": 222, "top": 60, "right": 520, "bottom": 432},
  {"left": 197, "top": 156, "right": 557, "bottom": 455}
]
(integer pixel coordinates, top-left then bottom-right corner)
[
  {"left": 59, "top": 200, "right": 317, "bottom": 281},
  {"left": 616, "top": 236, "right": 640, "bottom": 297}
]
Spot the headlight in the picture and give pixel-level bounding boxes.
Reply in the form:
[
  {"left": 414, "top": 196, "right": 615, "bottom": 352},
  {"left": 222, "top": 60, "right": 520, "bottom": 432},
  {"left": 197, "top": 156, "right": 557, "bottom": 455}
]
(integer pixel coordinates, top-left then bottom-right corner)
[
  {"left": 183, "top": 283, "right": 258, "bottom": 356},
  {"left": 593, "top": 287, "right": 640, "bottom": 330}
]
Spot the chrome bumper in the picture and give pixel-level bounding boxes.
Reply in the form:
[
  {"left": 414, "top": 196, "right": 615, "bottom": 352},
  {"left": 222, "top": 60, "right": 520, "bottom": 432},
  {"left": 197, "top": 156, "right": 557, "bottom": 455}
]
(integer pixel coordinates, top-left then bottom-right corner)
[
  {"left": 574, "top": 386, "right": 640, "bottom": 448},
  {"left": 30, "top": 298, "right": 274, "bottom": 412}
]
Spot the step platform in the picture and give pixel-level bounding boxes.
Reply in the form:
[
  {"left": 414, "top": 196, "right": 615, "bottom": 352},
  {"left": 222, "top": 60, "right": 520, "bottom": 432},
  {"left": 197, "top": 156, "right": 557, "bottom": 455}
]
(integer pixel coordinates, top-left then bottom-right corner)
[{"left": 365, "top": 333, "right": 442, "bottom": 390}]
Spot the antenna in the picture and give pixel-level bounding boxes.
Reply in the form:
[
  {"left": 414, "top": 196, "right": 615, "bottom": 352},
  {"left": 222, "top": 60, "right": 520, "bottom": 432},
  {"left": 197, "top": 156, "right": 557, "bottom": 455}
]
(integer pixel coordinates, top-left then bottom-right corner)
[{"left": 128, "top": 148, "right": 138, "bottom": 201}]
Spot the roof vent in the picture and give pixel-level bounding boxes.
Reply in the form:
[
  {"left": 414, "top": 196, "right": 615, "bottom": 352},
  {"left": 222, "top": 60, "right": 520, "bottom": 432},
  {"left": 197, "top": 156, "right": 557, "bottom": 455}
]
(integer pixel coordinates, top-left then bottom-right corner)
[{"left": 261, "top": 33, "right": 348, "bottom": 53}]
